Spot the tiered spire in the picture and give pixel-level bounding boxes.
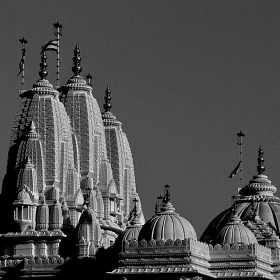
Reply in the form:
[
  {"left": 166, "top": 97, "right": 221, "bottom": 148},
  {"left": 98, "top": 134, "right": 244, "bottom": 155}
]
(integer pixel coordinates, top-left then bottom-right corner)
[
  {"left": 72, "top": 44, "right": 82, "bottom": 76},
  {"left": 257, "top": 146, "right": 265, "bottom": 175},
  {"left": 101, "top": 87, "right": 122, "bottom": 126},
  {"left": 103, "top": 86, "right": 112, "bottom": 112}
]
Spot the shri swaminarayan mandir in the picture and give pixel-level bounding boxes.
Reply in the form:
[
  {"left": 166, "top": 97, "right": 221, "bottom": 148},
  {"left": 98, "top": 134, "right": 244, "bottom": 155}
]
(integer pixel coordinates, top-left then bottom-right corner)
[{"left": 2, "top": 39, "right": 280, "bottom": 280}]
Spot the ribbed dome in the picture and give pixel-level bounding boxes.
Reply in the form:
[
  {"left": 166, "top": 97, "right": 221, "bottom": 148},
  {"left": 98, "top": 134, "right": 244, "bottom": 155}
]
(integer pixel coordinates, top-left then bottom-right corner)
[
  {"left": 114, "top": 224, "right": 143, "bottom": 250},
  {"left": 114, "top": 209, "right": 143, "bottom": 250},
  {"left": 138, "top": 201, "right": 197, "bottom": 241},
  {"left": 201, "top": 147, "right": 280, "bottom": 243},
  {"left": 212, "top": 214, "right": 258, "bottom": 245}
]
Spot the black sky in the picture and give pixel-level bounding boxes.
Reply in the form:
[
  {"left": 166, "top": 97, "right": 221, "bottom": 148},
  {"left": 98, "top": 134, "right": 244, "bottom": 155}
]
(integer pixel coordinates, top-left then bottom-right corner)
[{"left": 1, "top": 0, "right": 280, "bottom": 238}]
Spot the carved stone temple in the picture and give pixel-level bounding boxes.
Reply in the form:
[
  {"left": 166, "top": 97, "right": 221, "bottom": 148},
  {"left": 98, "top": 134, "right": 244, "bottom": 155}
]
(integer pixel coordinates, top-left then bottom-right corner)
[{"left": 1, "top": 40, "right": 280, "bottom": 280}]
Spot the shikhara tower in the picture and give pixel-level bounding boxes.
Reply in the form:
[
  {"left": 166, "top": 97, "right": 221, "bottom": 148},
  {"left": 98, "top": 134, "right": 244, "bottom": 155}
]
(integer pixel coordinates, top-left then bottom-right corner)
[
  {"left": 4, "top": 26, "right": 280, "bottom": 280},
  {"left": 0, "top": 43, "right": 144, "bottom": 261}
]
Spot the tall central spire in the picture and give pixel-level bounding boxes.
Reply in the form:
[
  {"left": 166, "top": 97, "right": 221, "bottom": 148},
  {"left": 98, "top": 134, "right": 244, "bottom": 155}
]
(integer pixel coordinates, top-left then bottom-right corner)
[
  {"left": 103, "top": 86, "right": 111, "bottom": 112},
  {"left": 72, "top": 44, "right": 82, "bottom": 76}
]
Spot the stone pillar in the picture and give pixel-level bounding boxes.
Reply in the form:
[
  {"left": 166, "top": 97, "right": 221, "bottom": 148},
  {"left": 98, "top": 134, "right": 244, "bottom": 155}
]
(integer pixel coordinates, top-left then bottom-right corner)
[
  {"left": 38, "top": 241, "right": 47, "bottom": 257},
  {"left": 30, "top": 205, "right": 37, "bottom": 230},
  {"left": 102, "top": 194, "right": 110, "bottom": 220},
  {"left": 51, "top": 239, "right": 61, "bottom": 256}
]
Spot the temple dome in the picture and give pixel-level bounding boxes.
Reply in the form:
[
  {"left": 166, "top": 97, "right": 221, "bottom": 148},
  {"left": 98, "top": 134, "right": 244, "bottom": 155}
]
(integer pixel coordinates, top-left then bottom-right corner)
[
  {"left": 200, "top": 147, "right": 280, "bottom": 243},
  {"left": 114, "top": 224, "right": 142, "bottom": 250},
  {"left": 138, "top": 201, "right": 197, "bottom": 241},
  {"left": 212, "top": 214, "right": 258, "bottom": 245},
  {"left": 114, "top": 206, "right": 143, "bottom": 250}
]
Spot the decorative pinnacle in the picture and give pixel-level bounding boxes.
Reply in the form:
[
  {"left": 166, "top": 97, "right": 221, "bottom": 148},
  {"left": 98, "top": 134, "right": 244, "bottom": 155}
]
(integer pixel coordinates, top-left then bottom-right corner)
[
  {"left": 72, "top": 44, "right": 82, "bottom": 76},
  {"left": 86, "top": 73, "right": 92, "bottom": 86},
  {"left": 231, "top": 195, "right": 237, "bottom": 214},
  {"left": 39, "top": 51, "right": 48, "bottom": 79},
  {"left": 103, "top": 86, "right": 112, "bottom": 112},
  {"left": 30, "top": 121, "right": 36, "bottom": 132},
  {"left": 163, "top": 184, "right": 170, "bottom": 203},
  {"left": 257, "top": 146, "right": 265, "bottom": 175},
  {"left": 129, "top": 198, "right": 139, "bottom": 225}
]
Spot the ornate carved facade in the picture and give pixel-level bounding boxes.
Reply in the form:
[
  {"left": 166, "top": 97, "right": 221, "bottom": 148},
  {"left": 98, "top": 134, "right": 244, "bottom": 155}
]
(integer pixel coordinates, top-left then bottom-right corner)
[{"left": 2, "top": 34, "right": 280, "bottom": 280}]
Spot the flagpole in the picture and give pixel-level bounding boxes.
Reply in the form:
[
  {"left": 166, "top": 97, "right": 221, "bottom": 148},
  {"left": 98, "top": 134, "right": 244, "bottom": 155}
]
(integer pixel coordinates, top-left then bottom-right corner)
[
  {"left": 53, "top": 22, "right": 62, "bottom": 87},
  {"left": 19, "top": 37, "right": 27, "bottom": 89},
  {"left": 237, "top": 131, "right": 245, "bottom": 181}
]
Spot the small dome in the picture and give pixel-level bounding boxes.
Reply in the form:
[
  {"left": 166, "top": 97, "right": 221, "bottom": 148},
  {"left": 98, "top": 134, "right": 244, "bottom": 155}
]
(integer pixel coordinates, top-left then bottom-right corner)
[
  {"left": 17, "top": 188, "right": 31, "bottom": 201},
  {"left": 114, "top": 209, "right": 143, "bottom": 250},
  {"left": 212, "top": 214, "right": 257, "bottom": 245},
  {"left": 138, "top": 201, "right": 197, "bottom": 241},
  {"left": 114, "top": 224, "right": 143, "bottom": 250}
]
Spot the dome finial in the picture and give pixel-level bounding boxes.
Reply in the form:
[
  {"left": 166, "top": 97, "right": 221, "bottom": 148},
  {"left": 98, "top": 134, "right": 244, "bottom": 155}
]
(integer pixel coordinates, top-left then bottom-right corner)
[
  {"left": 72, "top": 44, "right": 82, "bottom": 76},
  {"left": 231, "top": 195, "right": 237, "bottom": 214},
  {"left": 39, "top": 51, "right": 48, "bottom": 79},
  {"left": 257, "top": 146, "right": 265, "bottom": 175},
  {"left": 160, "top": 185, "right": 175, "bottom": 212},
  {"left": 163, "top": 184, "right": 170, "bottom": 203},
  {"left": 129, "top": 197, "right": 141, "bottom": 225},
  {"left": 103, "top": 86, "right": 111, "bottom": 112}
]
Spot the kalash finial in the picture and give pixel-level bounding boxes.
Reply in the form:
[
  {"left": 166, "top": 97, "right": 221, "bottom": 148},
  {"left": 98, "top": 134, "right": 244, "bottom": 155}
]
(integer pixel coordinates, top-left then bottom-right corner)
[
  {"left": 103, "top": 86, "right": 112, "bottom": 112},
  {"left": 257, "top": 146, "right": 265, "bottom": 175},
  {"left": 39, "top": 51, "right": 48, "bottom": 80},
  {"left": 72, "top": 44, "right": 82, "bottom": 76},
  {"left": 160, "top": 184, "right": 175, "bottom": 212},
  {"left": 162, "top": 184, "right": 170, "bottom": 203},
  {"left": 129, "top": 198, "right": 141, "bottom": 225}
]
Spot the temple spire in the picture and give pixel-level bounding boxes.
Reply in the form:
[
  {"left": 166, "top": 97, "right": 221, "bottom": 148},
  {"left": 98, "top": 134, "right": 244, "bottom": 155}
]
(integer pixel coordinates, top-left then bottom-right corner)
[
  {"left": 103, "top": 86, "right": 111, "bottom": 112},
  {"left": 257, "top": 146, "right": 265, "bottom": 175},
  {"left": 72, "top": 44, "right": 82, "bottom": 76},
  {"left": 39, "top": 51, "right": 48, "bottom": 80}
]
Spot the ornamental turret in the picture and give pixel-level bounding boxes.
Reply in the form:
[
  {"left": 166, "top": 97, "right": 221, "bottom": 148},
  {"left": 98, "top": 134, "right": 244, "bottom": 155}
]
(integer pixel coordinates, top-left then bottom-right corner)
[{"left": 49, "top": 199, "right": 63, "bottom": 230}]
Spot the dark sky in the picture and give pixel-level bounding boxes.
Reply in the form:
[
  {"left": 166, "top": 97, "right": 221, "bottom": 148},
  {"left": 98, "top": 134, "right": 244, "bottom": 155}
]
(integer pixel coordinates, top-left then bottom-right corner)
[{"left": 1, "top": 0, "right": 280, "bottom": 238}]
